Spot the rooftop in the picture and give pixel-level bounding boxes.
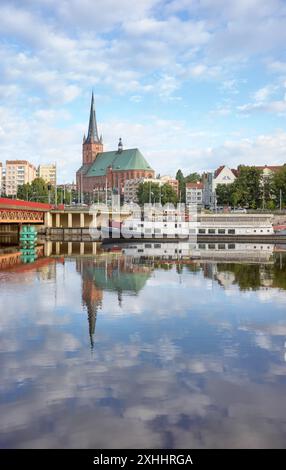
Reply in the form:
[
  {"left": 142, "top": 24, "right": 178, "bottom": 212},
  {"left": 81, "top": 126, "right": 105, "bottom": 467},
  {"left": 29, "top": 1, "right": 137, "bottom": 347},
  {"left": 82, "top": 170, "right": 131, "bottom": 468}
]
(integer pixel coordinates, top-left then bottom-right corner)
[{"left": 84, "top": 148, "right": 153, "bottom": 177}]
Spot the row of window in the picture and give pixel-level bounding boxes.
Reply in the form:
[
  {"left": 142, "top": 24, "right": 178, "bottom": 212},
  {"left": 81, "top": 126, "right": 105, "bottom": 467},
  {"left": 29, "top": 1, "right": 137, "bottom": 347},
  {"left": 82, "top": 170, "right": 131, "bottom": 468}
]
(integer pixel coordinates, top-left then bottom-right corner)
[
  {"left": 199, "top": 243, "right": 236, "bottom": 250},
  {"left": 199, "top": 228, "right": 236, "bottom": 234}
]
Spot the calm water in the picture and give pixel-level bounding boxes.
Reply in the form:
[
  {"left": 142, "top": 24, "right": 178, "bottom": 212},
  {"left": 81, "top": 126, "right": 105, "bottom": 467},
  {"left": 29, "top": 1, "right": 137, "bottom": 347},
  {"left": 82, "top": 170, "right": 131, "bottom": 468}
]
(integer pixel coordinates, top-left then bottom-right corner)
[{"left": 0, "top": 243, "right": 286, "bottom": 448}]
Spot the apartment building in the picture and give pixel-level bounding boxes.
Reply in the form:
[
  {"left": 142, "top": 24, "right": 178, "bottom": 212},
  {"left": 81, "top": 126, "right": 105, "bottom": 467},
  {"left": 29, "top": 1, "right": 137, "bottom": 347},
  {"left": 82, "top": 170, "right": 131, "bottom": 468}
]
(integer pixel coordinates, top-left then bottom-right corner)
[
  {"left": 37, "top": 164, "right": 57, "bottom": 186},
  {"left": 185, "top": 182, "right": 204, "bottom": 207},
  {"left": 4, "top": 160, "right": 37, "bottom": 196}
]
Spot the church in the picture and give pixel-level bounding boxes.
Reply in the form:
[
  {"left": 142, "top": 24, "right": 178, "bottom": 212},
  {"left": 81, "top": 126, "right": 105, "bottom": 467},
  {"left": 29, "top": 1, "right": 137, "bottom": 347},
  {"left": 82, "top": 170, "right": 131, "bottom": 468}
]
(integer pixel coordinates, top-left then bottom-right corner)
[{"left": 76, "top": 93, "right": 154, "bottom": 197}]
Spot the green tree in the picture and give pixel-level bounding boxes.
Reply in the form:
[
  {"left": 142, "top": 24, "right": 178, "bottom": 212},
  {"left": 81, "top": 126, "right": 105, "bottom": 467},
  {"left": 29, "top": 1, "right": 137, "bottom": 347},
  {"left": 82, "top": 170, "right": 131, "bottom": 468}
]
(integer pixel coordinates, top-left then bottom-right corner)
[
  {"left": 233, "top": 166, "right": 263, "bottom": 208},
  {"left": 185, "top": 172, "right": 201, "bottom": 183},
  {"left": 160, "top": 183, "right": 178, "bottom": 205},
  {"left": 137, "top": 182, "right": 178, "bottom": 205},
  {"left": 262, "top": 175, "right": 275, "bottom": 208},
  {"left": 216, "top": 183, "right": 235, "bottom": 206},
  {"left": 137, "top": 182, "right": 160, "bottom": 205},
  {"left": 17, "top": 177, "right": 49, "bottom": 202},
  {"left": 176, "top": 169, "right": 186, "bottom": 202},
  {"left": 273, "top": 165, "right": 286, "bottom": 208}
]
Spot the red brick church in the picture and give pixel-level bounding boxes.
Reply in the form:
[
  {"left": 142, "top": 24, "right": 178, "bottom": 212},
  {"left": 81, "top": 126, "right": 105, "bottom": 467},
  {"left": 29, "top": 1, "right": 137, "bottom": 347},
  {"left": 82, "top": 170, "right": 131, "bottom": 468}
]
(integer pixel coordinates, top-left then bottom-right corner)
[{"left": 76, "top": 93, "right": 154, "bottom": 196}]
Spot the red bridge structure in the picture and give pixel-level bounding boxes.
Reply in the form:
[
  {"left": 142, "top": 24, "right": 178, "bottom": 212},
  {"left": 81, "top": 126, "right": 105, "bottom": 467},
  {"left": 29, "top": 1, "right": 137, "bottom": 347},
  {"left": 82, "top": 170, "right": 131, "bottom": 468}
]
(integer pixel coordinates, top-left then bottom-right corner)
[{"left": 0, "top": 198, "right": 63, "bottom": 224}]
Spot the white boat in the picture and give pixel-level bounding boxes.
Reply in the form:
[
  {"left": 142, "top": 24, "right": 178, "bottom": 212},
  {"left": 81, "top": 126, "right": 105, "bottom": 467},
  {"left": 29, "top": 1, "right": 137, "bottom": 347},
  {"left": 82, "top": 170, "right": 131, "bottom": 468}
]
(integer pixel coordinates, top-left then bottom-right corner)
[{"left": 102, "top": 213, "right": 275, "bottom": 239}]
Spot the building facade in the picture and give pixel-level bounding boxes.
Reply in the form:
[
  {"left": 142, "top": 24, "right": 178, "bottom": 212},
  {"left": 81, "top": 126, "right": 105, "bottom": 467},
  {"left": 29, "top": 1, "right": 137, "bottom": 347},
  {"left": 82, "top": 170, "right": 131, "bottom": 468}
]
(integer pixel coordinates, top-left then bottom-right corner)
[
  {"left": 124, "top": 177, "right": 161, "bottom": 203},
  {"left": 185, "top": 182, "right": 203, "bottom": 207},
  {"left": 159, "top": 175, "right": 179, "bottom": 195},
  {"left": 4, "top": 160, "right": 37, "bottom": 196},
  {"left": 213, "top": 166, "right": 238, "bottom": 190},
  {"left": 124, "top": 175, "right": 179, "bottom": 203},
  {"left": 37, "top": 164, "right": 57, "bottom": 186},
  {"left": 76, "top": 93, "right": 154, "bottom": 197}
]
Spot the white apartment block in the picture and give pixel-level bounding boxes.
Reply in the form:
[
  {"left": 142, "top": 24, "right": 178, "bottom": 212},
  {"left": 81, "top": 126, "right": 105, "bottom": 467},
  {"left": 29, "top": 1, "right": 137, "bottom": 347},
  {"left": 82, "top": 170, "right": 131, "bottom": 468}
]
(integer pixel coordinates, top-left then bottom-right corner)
[
  {"left": 5, "top": 160, "right": 37, "bottom": 196},
  {"left": 185, "top": 182, "right": 203, "bottom": 207},
  {"left": 37, "top": 164, "right": 57, "bottom": 186}
]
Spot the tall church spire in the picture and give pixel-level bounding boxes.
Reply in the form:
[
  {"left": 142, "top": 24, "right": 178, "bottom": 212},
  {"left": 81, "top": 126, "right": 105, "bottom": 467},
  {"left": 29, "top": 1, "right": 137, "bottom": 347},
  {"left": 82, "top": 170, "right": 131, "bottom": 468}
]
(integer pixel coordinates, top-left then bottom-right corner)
[{"left": 86, "top": 91, "right": 100, "bottom": 143}]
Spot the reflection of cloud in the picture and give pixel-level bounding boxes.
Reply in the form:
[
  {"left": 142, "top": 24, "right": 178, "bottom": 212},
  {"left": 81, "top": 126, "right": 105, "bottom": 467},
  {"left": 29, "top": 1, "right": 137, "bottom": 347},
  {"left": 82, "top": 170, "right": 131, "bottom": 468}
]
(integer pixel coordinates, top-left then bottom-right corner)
[{"left": 1, "top": 257, "right": 286, "bottom": 448}]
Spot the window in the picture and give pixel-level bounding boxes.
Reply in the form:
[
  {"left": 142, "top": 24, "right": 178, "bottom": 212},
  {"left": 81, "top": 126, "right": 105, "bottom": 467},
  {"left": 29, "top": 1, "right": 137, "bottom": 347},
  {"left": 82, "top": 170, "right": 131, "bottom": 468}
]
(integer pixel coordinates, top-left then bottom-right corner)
[
  {"left": 208, "top": 244, "right": 215, "bottom": 249},
  {"left": 154, "top": 243, "right": 161, "bottom": 248},
  {"left": 218, "top": 229, "right": 225, "bottom": 234},
  {"left": 145, "top": 228, "right": 152, "bottom": 233},
  {"left": 145, "top": 244, "right": 152, "bottom": 248},
  {"left": 154, "top": 228, "right": 161, "bottom": 233},
  {"left": 228, "top": 244, "right": 235, "bottom": 249},
  {"left": 208, "top": 229, "right": 215, "bottom": 234},
  {"left": 218, "top": 244, "right": 226, "bottom": 249},
  {"left": 198, "top": 244, "right": 206, "bottom": 249},
  {"left": 199, "top": 229, "right": 206, "bottom": 234},
  {"left": 228, "top": 229, "right": 235, "bottom": 234}
]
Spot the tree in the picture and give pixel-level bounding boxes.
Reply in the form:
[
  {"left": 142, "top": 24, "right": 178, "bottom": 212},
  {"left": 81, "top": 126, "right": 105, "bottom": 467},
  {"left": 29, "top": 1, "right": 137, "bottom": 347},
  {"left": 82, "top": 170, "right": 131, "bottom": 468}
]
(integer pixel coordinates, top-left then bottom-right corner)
[
  {"left": 17, "top": 177, "right": 49, "bottom": 202},
  {"left": 233, "top": 166, "right": 263, "bottom": 208},
  {"left": 262, "top": 175, "right": 275, "bottom": 208},
  {"left": 137, "top": 182, "right": 178, "bottom": 205},
  {"left": 273, "top": 165, "right": 286, "bottom": 208},
  {"left": 216, "top": 183, "right": 235, "bottom": 206},
  {"left": 185, "top": 172, "right": 201, "bottom": 183},
  {"left": 160, "top": 183, "right": 178, "bottom": 205},
  {"left": 176, "top": 169, "right": 185, "bottom": 202}
]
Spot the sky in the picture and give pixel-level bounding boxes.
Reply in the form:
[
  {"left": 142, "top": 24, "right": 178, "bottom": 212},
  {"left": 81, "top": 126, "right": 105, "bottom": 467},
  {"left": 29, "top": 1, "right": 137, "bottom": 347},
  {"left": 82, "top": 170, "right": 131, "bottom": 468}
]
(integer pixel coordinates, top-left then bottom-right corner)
[{"left": 1, "top": 0, "right": 286, "bottom": 183}]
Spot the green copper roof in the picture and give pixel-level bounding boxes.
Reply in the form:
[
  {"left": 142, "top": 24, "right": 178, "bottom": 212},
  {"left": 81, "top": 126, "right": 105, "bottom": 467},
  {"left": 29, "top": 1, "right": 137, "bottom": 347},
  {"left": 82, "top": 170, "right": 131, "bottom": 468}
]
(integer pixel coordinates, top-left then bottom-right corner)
[
  {"left": 77, "top": 164, "right": 91, "bottom": 175},
  {"left": 86, "top": 148, "right": 153, "bottom": 177}
]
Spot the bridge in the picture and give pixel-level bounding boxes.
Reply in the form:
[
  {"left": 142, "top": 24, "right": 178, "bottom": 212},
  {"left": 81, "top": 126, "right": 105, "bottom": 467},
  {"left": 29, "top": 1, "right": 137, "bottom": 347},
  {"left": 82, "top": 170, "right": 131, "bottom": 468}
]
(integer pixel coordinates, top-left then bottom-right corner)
[{"left": 0, "top": 198, "right": 62, "bottom": 224}]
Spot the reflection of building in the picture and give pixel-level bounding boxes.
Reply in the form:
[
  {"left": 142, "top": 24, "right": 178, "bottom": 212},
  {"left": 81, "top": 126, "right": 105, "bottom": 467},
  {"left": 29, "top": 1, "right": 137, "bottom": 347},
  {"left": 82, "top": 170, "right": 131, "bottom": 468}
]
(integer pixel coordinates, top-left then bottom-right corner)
[
  {"left": 78, "top": 259, "right": 103, "bottom": 349},
  {"left": 76, "top": 256, "right": 152, "bottom": 347}
]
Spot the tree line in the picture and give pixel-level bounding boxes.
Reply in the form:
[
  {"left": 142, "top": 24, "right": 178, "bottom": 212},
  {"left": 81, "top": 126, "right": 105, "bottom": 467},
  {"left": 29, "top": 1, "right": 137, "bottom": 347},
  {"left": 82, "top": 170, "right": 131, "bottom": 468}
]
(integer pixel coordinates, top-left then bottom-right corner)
[
  {"left": 216, "top": 165, "right": 286, "bottom": 209},
  {"left": 136, "top": 170, "right": 202, "bottom": 205},
  {"left": 16, "top": 178, "right": 74, "bottom": 204}
]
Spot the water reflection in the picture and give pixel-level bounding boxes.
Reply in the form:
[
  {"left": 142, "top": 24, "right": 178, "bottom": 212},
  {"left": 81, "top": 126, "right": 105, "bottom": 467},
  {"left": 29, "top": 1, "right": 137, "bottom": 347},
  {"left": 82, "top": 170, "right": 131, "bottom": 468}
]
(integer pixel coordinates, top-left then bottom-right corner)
[{"left": 0, "top": 241, "right": 286, "bottom": 448}]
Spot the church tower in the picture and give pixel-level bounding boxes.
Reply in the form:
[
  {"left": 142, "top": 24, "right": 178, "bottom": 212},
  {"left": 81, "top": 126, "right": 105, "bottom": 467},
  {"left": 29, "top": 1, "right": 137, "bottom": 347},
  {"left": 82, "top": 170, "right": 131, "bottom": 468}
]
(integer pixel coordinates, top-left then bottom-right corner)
[{"left": 82, "top": 92, "right": 103, "bottom": 165}]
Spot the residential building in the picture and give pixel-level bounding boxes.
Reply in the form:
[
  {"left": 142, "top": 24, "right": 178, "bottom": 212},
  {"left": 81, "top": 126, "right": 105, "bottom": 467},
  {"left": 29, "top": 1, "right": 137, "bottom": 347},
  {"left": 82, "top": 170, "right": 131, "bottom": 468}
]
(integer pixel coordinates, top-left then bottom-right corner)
[
  {"left": 213, "top": 165, "right": 238, "bottom": 190},
  {"left": 159, "top": 175, "right": 179, "bottom": 195},
  {"left": 251, "top": 164, "right": 285, "bottom": 178},
  {"left": 76, "top": 92, "right": 154, "bottom": 197},
  {"left": 124, "top": 177, "right": 160, "bottom": 203},
  {"left": 124, "top": 175, "right": 179, "bottom": 204},
  {"left": 202, "top": 172, "right": 216, "bottom": 209},
  {"left": 37, "top": 164, "right": 57, "bottom": 185},
  {"left": 5, "top": 160, "right": 36, "bottom": 196},
  {"left": 185, "top": 182, "right": 203, "bottom": 207}
]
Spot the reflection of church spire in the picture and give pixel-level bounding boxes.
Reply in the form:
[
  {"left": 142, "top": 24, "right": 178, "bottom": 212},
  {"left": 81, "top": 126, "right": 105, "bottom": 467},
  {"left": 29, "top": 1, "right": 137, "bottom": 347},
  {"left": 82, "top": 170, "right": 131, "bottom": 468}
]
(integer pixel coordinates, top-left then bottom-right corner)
[
  {"left": 87, "top": 303, "right": 97, "bottom": 350},
  {"left": 81, "top": 274, "right": 103, "bottom": 350},
  {"left": 118, "top": 289, "right": 123, "bottom": 308}
]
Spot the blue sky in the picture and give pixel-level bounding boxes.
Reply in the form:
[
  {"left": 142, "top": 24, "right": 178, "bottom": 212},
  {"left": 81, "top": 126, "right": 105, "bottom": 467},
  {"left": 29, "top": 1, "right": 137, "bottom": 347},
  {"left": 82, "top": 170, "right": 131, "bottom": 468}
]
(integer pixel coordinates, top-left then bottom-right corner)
[{"left": 1, "top": 0, "right": 286, "bottom": 183}]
